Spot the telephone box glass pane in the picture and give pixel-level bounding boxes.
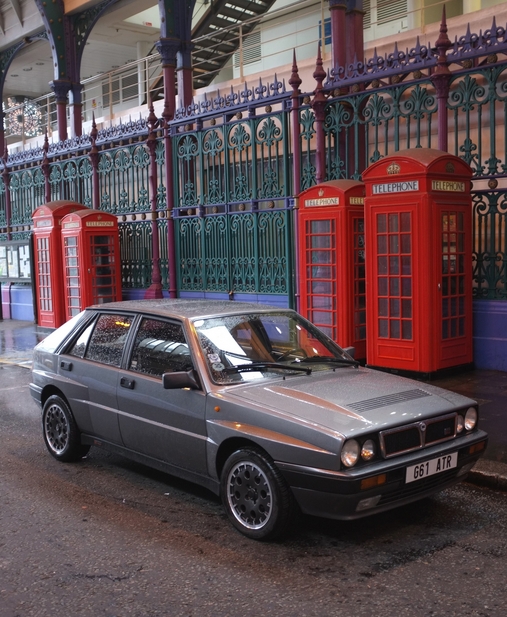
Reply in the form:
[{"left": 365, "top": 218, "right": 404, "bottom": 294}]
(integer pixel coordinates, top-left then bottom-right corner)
[
  {"left": 441, "top": 210, "right": 466, "bottom": 340},
  {"left": 37, "top": 237, "right": 52, "bottom": 312},
  {"left": 304, "top": 219, "right": 337, "bottom": 341},
  {"left": 90, "top": 235, "right": 117, "bottom": 304},
  {"left": 388, "top": 214, "right": 399, "bottom": 232},
  {"left": 64, "top": 237, "right": 81, "bottom": 317},
  {"left": 353, "top": 218, "right": 366, "bottom": 345},
  {"left": 376, "top": 212, "right": 413, "bottom": 340}
]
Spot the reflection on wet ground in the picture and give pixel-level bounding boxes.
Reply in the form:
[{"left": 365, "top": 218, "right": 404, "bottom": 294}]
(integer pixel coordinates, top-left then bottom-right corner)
[
  {"left": 0, "top": 320, "right": 49, "bottom": 366},
  {"left": 432, "top": 369, "right": 507, "bottom": 464}
]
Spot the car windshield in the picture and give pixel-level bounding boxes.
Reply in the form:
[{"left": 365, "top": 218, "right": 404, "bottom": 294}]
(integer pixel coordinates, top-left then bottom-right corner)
[{"left": 192, "top": 311, "right": 356, "bottom": 385}]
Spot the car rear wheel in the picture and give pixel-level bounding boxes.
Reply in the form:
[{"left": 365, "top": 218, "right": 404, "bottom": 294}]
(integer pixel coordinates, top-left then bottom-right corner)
[
  {"left": 42, "top": 395, "right": 90, "bottom": 462},
  {"left": 220, "top": 447, "right": 296, "bottom": 541}
]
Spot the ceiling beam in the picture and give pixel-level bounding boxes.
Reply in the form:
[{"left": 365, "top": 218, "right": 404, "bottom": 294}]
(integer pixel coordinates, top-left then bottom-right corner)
[{"left": 7, "top": 0, "right": 23, "bottom": 26}]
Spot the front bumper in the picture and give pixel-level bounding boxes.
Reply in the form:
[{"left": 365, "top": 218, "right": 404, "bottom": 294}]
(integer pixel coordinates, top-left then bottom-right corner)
[
  {"left": 277, "top": 430, "right": 488, "bottom": 520},
  {"left": 29, "top": 382, "right": 43, "bottom": 407}
]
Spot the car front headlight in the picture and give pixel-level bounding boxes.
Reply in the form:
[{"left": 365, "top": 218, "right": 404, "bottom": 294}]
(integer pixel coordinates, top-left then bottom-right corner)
[
  {"left": 456, "top": 414, "right": 464, "bottom": 433},
  {"left": 464, "top": 407, "right": 478, "bottom": 431},
  {"left": 341, "top": 439, "right": 360, "bottom": 467},
  {"left": 361, "top": 439, "right": 376, "bottom": 461}
]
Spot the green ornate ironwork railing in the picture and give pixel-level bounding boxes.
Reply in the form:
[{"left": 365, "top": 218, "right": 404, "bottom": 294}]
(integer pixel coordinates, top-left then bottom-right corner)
[
  {"left": 0, "top": 176, "right": 6, "bottom": 228},
  {"left": 471, "top": 190, "right": 507, "bottom": 299},
  {"left": 98, "top": 144, "right": 151, "bottom": 213},
  {"left": 447, "top": 65, "right": 507, "bottom": 298},
  {"left": 106, "top": 139, "right": 168, "bottom": 289},
  {"left": 8, "top": 167, "right": 46, "bottom": 226},
  {"left": 48, "top": 156, "right": 93, "bottom": 206},
  {"left": 300, "top": 78, "right": 439, "bottom": 186},
  {"left": 173, "top": 100, "right": 294, "bottom": 300},
  {"left": 119, "top": 220, "right": 154, "bottom": 289}
]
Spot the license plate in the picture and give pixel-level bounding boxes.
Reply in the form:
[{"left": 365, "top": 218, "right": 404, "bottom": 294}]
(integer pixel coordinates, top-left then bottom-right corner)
[{"left": 405, "top": 452, "right": 458, "bottom": 484}]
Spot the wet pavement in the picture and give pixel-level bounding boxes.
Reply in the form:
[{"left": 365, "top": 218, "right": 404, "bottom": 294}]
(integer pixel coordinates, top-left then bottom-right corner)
[{"left": 1, "top": 318, "right": 506, "bottom": 490}]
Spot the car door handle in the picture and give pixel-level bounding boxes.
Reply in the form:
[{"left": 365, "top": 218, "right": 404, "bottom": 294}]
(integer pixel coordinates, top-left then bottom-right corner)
[
  {"left": 120, "top": 376, "right": 135, "bottom": 389},
  {"left": 60, "top": 360, "right": 73, "bottom": 371}
]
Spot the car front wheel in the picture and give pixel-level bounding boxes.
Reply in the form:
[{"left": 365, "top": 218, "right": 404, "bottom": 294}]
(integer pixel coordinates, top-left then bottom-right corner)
[
  {"left": 42, "top": 395, "right": 90, "bottom": 462},
  {"left": 220, "top": 447, "right": 296, "bottom": 541}
]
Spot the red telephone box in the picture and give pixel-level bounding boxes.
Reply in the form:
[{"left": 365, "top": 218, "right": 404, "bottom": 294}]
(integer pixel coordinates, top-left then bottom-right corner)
[
  {"left": 362, "top": 148, "right": 473, "bottom": 375},
  {"left": 32, "top": 201, "right": 87, "bottom": 328},
  {"left": 298, "top": 180, "right": 366, "bottom": 359},
  {"left": 60, "top": 210, "right": 122, "bottom": 320}
]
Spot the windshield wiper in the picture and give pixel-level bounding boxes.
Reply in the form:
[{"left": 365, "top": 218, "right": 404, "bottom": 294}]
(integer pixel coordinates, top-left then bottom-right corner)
[
  {"left": 223, "top": 362, "right": 312, "bottom": 375},
  {"left": 293, "top": 355, "right": 359, "bottom": 368}
]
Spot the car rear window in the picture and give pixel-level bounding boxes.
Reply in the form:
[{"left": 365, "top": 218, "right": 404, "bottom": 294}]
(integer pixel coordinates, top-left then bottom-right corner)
[
  {"left": 72, "top": 313, "right": 134, "bottom": 367},
  {"left": 34, "top": 311, "right": 87, "bottom": 353}
]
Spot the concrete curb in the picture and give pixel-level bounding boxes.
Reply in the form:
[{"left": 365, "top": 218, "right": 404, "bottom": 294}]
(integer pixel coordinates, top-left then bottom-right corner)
[{"left": 466, "top": 459, "right": 507, "bottom": 492}]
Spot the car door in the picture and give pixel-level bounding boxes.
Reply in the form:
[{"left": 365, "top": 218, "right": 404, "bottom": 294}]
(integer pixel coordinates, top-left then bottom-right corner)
[
  {"left": 116, "top": 316, "right": 208, "bottom": 475},
  {"left": 63, "top": 311, "right": 134, "bottom": 444}
]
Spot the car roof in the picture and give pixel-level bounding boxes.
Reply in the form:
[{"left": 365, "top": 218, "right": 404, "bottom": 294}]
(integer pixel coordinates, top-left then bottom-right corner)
[{"left": 87, "top": 298, "right": 292, "bottom": 321}]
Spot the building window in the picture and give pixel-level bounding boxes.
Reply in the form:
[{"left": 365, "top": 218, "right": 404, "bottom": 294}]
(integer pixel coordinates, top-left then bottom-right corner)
[
  {"left": 363, "top": 0, "right": 408, "bottom": 36},
  {"left": 234, "top": 30, "right": 262, "bottom": 68}
]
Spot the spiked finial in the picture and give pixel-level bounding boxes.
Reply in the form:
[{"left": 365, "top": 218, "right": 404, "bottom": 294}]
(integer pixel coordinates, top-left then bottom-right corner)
[{"left": 289, "top": 49, "right": 302, "bottom": 92}]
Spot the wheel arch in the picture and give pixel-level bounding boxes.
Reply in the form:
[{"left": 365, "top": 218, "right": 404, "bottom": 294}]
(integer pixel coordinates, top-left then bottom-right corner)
[
  {"left": 215, "top": 437, "right": 270, "bottom": 479},
  {"left": 40, "top": 385, "right": 70, "bottom": 409}
]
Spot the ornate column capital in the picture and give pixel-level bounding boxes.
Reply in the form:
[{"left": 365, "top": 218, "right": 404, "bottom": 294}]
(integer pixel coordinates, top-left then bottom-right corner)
[
  {"left": 156, "top": 37, "right": 180, "bottom": 67},
  {"left": 50, "top": 79, "right": 71, "bottom": 103}
]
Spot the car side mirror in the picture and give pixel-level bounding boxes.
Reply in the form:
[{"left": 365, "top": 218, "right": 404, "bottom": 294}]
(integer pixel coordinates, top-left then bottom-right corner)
[
  {"left": 162, "top": 369, "right": 201, "bottom": 390},
  {"left": 343, "top": 346, "right": 356, "bottom": 359}
]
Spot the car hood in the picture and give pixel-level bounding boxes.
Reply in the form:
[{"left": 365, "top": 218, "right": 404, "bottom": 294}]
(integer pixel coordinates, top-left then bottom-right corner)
[{"left": 223, "top": 367, "right": 474, "bottom": 436}]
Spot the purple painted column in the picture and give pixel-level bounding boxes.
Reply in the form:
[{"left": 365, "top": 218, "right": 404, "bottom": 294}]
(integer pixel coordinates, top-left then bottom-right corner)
[
  {"left": 2, "top": 146, "right": 11, "bottom": 240},
  {"left": 41, "top": 132, "right": 51, "bottom": 203},
  {"left": 69, "top": 83, "right": 83, "bottom": 138},
  {"left": 89, "top": 116, "right": 100, "bottom": 210},
  {"left": 329, "top": 0, "right": 347, "bottom": 74},
  {"left": 345, "top": 0, "right": 365, "bottom": 69},
  {"left": 430, "top": 9, "right": 452, "bottom": 152},
  {"left": 312, "top": 45, "right": 328, "bottom": 184},
  {"left": 157, "top": 37, "right": 180, "bottom": 299},
  {"left": 289, "top": 51, "right": 303, "bottom": 311},
  {"left": 50, "top": 80, "right": 71, "bottom": 143},
  {"left": 0, "top": 111, "right": 5, "bottom": 159},
  {"left": 290, "top": 51, "right": 302, "bottom": 195},
  {"left": 144, "top": 103, "right": 163, "bottom": 299},
  {"left": 177, "top": 45, "right": 193, "bottom": 110}
]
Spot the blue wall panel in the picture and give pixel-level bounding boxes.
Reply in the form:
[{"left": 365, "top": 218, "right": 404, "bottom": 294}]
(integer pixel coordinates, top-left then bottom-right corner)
[
  {"left": 5, "top": 285, "right": 34, "bottom": 321},
  {"left": 473, "top": 300, "right": 507, "bottom": 371}
]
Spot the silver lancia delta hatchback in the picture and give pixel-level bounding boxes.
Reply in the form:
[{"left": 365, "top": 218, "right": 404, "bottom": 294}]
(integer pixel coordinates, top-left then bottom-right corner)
[{"left": 30, "top": 299, "right": 488, "bottom": 540}]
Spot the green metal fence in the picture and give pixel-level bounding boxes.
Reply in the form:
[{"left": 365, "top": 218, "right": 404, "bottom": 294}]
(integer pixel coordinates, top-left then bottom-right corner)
[{"left": 173, "top": 103, "right": 294, "bottom": 301}]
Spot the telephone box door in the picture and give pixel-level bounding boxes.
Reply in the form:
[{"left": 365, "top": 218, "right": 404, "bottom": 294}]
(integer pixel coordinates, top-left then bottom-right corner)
[
  {"left": 61, "top": 211, "right": 122, "bottom": 319},
  {"left": 32, "top": 201, "right": 87, "bottom": 328}
]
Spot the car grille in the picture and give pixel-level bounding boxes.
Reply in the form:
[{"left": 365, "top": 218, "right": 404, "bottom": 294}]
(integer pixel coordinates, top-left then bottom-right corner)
[{"left": 379, "top": 413, "right": 457, "bottom": 458}]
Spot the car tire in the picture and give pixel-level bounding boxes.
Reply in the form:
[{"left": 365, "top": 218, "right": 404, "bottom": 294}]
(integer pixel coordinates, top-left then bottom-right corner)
[
  {"left": 42, "top": 395, "right": 90, "bottom": 462},
  {"left": 220, "top": 447, "right": 296, "bottom": 541}
]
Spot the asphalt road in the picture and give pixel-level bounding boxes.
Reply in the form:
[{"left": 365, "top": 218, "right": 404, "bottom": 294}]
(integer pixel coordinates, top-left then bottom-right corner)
[{"left": 1, "top": 364, "right": 507, "bottom": 617}]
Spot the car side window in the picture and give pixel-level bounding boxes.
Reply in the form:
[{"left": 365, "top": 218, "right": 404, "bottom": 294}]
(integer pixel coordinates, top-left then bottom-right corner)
[
  {"left": 71, "top": 313, "right": 133, "bottom": 367},
  {"left": 68, "top": 321, "right": 95, "bottom": 358},
  {"left": 129, "top": 318, "right": 193, "bottom": 378}
]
